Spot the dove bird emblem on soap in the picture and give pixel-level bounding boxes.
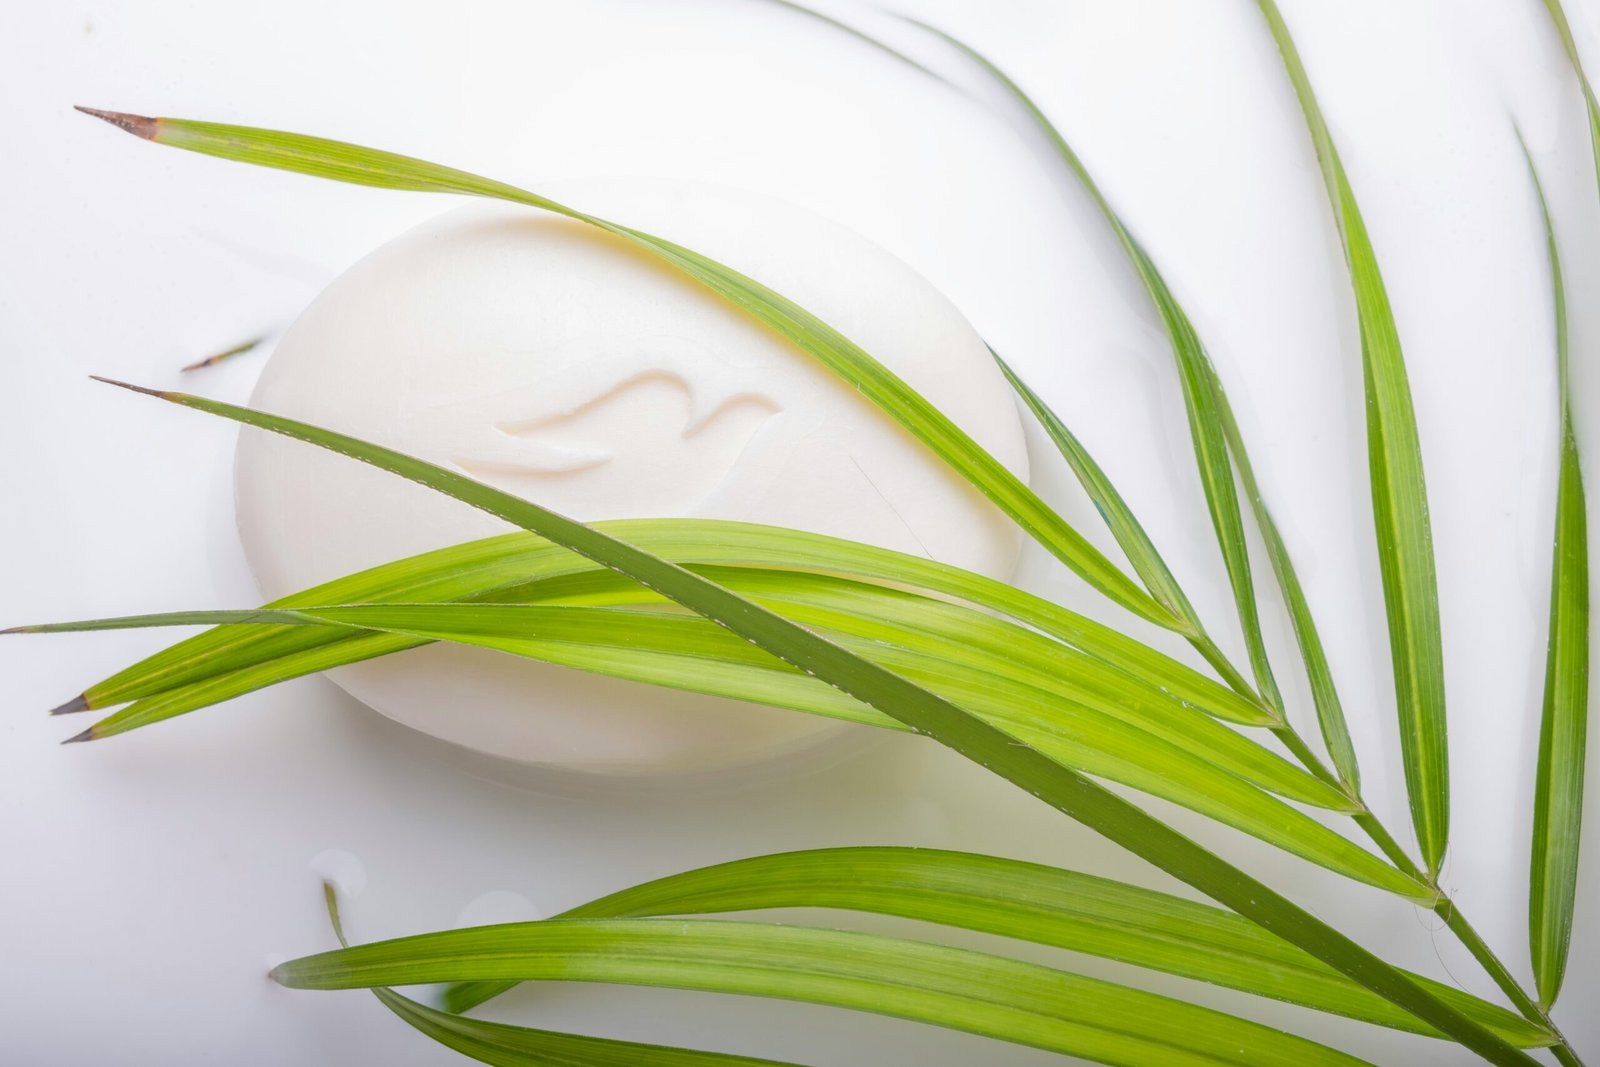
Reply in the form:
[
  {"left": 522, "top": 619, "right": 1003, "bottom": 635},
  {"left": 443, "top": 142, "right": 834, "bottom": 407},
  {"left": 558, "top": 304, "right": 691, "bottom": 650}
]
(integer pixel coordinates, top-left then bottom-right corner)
[
  {"left": 417, "top": 363, "right": 782, "bottom": 518},
  {"left": 236, "top": 179, "right": 1029, "bottom": 775}
]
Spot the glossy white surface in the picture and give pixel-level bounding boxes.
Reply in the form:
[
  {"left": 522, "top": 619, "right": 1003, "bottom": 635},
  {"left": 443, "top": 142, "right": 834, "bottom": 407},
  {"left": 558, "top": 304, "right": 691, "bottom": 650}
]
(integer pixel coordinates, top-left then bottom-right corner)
[
  {"left": 235, "top": 187, "right": 1025, "bottom": 773},
  {"left": 3, "top": 0, "right": 1600, "bottom": 1063}
]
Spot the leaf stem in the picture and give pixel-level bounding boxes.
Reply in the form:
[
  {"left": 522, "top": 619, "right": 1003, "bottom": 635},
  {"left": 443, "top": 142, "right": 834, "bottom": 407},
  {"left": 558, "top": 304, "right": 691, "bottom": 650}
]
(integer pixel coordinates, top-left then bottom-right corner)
[
  {"left": 1254, "top": 685, "right": 1583, "bottom": 1064},
  {"left": 1294, "top": 740, "right": 1584, "bottom": 1066},
  {"left": 968, "top": 494, "right": 1578, "bottom": 1064},
  {"left": 1271, "top": 725, "right": 1356, "bottom": 802},
  {"left": 747, "top": 12, "right": 1580, "bottom": 1058},
  {"left": 106, "top": 376, "right": 1541, "bottom": 1065},
  {"left": 1189, "top": 632, "right": 1275, "bottom": 718},
  {"left": 1350, "top": 811, "right": 1421, "bottom": 879},
  {"left": 1435, "top": 903, "right": 1585, "bottom": 1067},
  {"left": 1198, "top": 597, "right": 1572, "bottom": 1060}
]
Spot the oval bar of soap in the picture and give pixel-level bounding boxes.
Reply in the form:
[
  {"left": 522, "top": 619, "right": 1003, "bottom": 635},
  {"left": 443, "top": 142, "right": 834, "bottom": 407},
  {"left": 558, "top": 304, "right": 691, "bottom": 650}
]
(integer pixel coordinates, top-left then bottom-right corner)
[{"left": 235, "top": 179, "right": 1028, "bottom": 774}]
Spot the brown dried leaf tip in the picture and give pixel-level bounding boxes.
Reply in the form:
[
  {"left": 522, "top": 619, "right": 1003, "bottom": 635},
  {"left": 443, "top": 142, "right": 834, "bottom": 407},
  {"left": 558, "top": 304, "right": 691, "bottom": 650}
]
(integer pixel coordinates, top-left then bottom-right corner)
[
  {"left": 49, "top": 694, "right": 90, "bottom": 717},
  {"left": 89, "top": 375, "right": 170, "bottom": 399},
  {"left": 74, "top": 106, "right": 158, "bottom": 140},
  {"left": 182, "top": 337, "right": 265, "bottom": 373}
]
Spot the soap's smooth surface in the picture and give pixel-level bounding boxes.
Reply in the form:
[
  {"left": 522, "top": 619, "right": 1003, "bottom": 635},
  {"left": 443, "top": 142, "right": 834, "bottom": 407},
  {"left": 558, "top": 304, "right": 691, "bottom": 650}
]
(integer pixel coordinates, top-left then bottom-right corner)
[{"left": 235, "top": 179, "right": 1029, "bottom": 774}]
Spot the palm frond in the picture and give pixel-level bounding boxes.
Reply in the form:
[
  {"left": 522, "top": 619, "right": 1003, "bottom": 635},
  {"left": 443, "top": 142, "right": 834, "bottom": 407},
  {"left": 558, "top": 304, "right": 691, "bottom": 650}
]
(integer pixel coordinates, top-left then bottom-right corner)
[{"left": 69, "top": 376, "right": 1537, "bottom": 1065}]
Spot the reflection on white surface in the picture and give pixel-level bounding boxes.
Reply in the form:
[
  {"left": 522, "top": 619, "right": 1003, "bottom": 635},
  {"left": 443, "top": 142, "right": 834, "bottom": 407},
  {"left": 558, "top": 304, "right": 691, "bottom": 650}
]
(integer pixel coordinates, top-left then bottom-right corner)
[{"left": 456, "top": 889, "right": 543, "bottom": 928}]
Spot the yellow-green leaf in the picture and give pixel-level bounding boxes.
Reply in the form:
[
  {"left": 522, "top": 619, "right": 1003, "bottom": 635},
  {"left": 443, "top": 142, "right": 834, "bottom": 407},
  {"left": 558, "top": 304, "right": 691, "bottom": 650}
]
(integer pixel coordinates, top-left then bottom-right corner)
[{"left": 1255, "top": 0, "right": 1449, "bottom": 875}]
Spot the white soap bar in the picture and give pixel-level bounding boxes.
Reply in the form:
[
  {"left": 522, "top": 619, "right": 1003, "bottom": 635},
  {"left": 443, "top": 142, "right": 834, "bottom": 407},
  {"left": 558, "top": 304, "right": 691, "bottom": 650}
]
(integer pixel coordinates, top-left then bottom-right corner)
[{"left": 235, "top": 179, "right": 1028, "bottom": 774}]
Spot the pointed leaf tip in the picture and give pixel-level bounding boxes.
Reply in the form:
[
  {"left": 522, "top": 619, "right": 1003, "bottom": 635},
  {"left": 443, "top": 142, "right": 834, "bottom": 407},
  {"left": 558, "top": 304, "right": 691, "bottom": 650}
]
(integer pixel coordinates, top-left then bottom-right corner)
[
  {"left": 61, "top": 726, "right": 96, "bottom": 744},
  {"left": 89, "top": 376, "right": 168, "bottom": 399},
  {"left": 74, "top": 106, "right": 158, "bottom": 140},
  {"left": 49, "top": 695, "right": 90, "bottom": 716},
  {"left": 321, "top": 880, "right": 351, "bottom": 948}
]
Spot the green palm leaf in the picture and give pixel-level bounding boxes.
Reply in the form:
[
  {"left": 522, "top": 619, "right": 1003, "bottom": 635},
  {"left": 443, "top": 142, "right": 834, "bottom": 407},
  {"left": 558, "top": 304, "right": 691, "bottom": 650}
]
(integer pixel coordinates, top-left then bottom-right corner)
[
  {"left": 374, "top": 987, "right": 798, "bottom": 1067},
  {"left": 993, "top": 355, "right": 1190, "bottom": 624},
  {"left": 319, "top": 884, "right": 802, "bottom": 1067},
  {"left": 912, "top": 24, "right": 1361, "bottom": 785},
  {"left": 923, "top": 23, "right": 1280, "bottom": 718},
  {"left": 22, "top": 585, "right": 1421, "bottom": 892},
  {"left": 734, "top": 9, "right": 1582, "bottom": 1056},
  {"left": 994, "top": 354, "right": 1255, "bottom": 701},
  {"left": 436, "top": 847, "right": 1550, "bottom": 1048},
  {"left": 25, "top": 573, "right": 1333, "bottom": 807},
  {"left": 73, "top": 377, "right": 1541, "bottom": 1065},
  {"left": 1541, "top": 0, "right": 1600, "bottom": 194},
  {"left": 274, "top": 915, "right": 1376, "bottom": 1067},
  {"left": 757, "top": 2, "right": 1300, "bottom": 719},
  {"left": 1254, "top": 0, "right": 1449, "bottom": 875},
  {"left": 1521, "top": 144, "right": 1589, "bottom": 1011},
  {"left": 25, "top": 521, "right": 1269, "bottom": 728},
  {"left": 760, "top": 0, "right": 947, "bottom": 85},
  {"left": 74, "top": 106, "right": 1171, "bottom": 633}
]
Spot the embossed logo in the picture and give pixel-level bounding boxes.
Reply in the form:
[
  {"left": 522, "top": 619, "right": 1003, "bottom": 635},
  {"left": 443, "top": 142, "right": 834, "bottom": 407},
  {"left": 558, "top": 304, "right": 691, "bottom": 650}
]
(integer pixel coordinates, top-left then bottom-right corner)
[{"left": 446, "top": 370, "right": 781, "bottom": 515}]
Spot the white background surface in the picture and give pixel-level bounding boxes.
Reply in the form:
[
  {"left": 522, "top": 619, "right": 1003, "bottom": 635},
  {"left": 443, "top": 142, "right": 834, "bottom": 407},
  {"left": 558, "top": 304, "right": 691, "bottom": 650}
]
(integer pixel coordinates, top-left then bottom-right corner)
[{"left": 3, "top": 0, "right": 1599, "bottom": 1064}]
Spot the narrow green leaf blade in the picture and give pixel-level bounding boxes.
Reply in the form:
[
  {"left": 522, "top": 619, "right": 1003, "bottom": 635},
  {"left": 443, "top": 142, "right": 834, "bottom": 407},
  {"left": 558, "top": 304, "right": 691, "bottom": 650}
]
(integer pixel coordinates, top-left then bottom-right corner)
[
  {"left": 299, "top": 630, "right": 1395, "bottom": 884},
  {"left": 1255, "top": 0, "right": 1449, "bottom": 874},
  {"left": 1203, "top": 367, "right": 1363, "bottom": 787},
  {"left": 925, "top": 25, "right": 1361, "bottom": 787},
  {"left": 915, "top": 26, "right": 1281, "bottom": 719},
  {"left": 987, "top": 356, "right": 1193, "bottom": 628},
  {"left": 1127, "top": 244, "right": 1284, "bottom": 713},
  {"left": 375, "top": 986, "right": 805, "bottom": 1067},
  {"left": 36, "top": 595, "right": 1419, "bottom": 892},
  {"left": 434, "top": 848, "right": 1550, "bottom": 1047},
  {"left": 1541, "top": 0, "right": 1600, "bottom": 197},
  {"left": 274, "top": 917, "right": 1376, "bottom": 1067},
  {"left": 77, "top": 107, "right": 1174, "bottom": 631},
  {"left": 375, "top": 986, "right": 803, "bottom": 1067},
  {"left": 1521, "top": 145, "right": 1589, "bottom": 1011},
  {"left": 78, "top": 533, "right": 575, "bottom": 708},
  {"left": 759, "top": 0, "right": 947, "bottom": 84},
  {"left": 319, "top": 883, "right": 803, "bottom": 1067},
  {"left": 43, "top": 521, "right": 1272, "bottom": 727},
  {"left": 86, "top": 380, "right": 1549, "bottom": 1066}
]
